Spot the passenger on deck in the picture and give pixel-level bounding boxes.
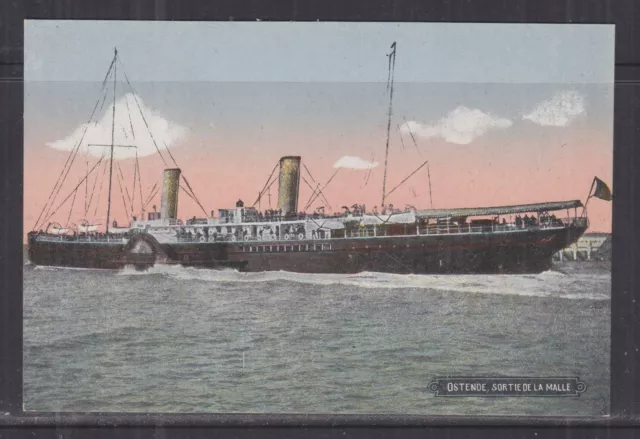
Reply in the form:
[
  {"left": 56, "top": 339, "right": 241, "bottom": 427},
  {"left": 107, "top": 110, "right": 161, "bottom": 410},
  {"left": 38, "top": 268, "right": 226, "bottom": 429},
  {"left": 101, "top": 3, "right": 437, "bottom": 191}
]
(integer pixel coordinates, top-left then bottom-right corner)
[
  {"left": 523, "top": 215, "right": 530, "bottom": 227},
  {"left": 515, "top": 215, "right": 522, "bottom": 228}
]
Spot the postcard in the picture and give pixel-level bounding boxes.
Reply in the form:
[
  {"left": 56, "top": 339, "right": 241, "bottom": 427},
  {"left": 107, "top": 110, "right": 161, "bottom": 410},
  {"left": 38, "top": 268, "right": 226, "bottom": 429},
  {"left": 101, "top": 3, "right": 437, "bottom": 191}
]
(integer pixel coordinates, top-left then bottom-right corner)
[{"left": 24, "top": 20, "right": 613, "bottom": 415}]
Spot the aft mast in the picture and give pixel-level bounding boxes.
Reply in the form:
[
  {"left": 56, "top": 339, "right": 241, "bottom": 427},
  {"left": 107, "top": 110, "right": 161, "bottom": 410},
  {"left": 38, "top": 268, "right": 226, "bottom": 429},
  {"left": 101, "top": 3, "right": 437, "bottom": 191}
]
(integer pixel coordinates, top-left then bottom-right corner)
[
  {"left": 105, "top": 47, "right": 117, "bottom": 234},
  {"left": 381, "top": 41, "right": 397, "bottom": 208}
]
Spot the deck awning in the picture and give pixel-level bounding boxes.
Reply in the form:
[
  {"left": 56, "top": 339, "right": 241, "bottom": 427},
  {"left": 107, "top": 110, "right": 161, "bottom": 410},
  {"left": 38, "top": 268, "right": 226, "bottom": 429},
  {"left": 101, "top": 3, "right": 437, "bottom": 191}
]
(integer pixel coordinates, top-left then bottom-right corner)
[{"left": 415, "top": 200, "right": 583, "bottom": 219}]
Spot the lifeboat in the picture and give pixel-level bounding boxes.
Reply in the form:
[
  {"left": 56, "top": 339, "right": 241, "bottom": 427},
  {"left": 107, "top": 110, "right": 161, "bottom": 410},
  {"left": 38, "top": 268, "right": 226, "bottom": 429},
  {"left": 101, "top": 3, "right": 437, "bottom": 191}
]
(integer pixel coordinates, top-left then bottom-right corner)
[
  {"left": 78, "top": 219, "right": 100, "bottom": 233},
  {"left": 46, "top": 222, "right": 70, "bottom": 235}
]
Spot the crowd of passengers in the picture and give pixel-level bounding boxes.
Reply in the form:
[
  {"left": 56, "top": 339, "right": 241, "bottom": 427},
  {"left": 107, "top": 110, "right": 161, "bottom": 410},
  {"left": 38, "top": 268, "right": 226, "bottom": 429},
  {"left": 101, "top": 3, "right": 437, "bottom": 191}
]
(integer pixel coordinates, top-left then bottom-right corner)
[
  {"left": 176, "top": 223, "right": 314, "bottom": 242},
  {"left": 211, "top": 200, "right": 408, "bottom": 225},
  {"left": 514, "top": 213, "right": 564, "bottom": 228},
  {"left": 33, "top": 230, "right": 132, "bottom": 240}
]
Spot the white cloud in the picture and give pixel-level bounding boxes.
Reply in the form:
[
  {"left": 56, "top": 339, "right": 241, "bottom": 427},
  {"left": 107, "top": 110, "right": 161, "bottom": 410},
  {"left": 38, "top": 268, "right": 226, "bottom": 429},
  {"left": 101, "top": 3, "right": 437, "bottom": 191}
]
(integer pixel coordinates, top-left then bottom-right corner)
[
  {"left": 333, "top": 156, "right": 379, "bottom": 169},
  {"left": 399, "top": 106, "right": 512, "bottom": 145},
  {"left": 47, "top": 93, "right": 187, "bottom": 160},
  {"left": 522, "top": 90, "right": 586, "bottom": 127}
]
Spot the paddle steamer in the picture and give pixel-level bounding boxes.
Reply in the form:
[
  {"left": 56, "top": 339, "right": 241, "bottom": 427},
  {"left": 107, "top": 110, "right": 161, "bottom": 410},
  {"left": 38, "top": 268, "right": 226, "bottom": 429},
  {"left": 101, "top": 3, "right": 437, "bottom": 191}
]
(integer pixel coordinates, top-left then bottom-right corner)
[{"left": 28, "top": 44, "right": 601, "bottom": 274}]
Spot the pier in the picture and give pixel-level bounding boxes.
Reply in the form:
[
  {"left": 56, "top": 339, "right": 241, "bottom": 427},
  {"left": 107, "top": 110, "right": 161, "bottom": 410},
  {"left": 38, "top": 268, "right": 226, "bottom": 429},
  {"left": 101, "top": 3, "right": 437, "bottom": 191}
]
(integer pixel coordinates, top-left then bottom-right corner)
[{"left": 554, "top": 233, "right": 610, "bottom": 261}]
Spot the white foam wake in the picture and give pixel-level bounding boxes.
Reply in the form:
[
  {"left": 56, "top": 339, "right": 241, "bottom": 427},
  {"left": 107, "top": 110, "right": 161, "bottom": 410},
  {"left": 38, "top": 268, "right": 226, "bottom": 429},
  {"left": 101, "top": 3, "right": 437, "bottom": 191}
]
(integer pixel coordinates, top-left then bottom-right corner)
[{"left": 116, "top": 265, "right": 611, "bottom": 301}]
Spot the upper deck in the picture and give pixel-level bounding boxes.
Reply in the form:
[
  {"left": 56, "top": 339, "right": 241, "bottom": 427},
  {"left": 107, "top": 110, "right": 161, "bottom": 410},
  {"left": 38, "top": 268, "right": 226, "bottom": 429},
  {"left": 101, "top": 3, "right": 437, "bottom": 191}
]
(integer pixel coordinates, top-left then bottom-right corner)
[{"left": 30, "top": 200, "right": 586, "bottom": 244}]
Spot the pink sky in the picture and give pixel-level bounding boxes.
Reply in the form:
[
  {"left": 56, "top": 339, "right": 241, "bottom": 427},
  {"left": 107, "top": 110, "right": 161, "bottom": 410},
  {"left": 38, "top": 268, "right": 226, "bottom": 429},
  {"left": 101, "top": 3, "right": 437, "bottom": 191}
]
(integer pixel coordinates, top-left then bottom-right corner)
[{"left": 25, "top": 125, "right": 612, "bottom": 238}]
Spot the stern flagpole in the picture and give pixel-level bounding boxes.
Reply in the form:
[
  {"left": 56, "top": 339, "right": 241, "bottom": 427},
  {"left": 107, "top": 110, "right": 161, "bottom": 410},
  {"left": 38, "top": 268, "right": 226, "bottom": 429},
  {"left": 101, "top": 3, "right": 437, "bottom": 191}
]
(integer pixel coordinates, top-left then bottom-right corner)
[{"left": 581, "top": 177, "right": 596, "bottom": 218}]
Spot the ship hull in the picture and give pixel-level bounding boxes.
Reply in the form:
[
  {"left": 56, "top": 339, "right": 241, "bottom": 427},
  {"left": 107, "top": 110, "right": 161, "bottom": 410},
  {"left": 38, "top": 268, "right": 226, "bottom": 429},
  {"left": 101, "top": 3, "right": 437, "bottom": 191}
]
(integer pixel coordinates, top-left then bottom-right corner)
[{"left": 27, "top": 225, "right": 586, "bottom": 274}]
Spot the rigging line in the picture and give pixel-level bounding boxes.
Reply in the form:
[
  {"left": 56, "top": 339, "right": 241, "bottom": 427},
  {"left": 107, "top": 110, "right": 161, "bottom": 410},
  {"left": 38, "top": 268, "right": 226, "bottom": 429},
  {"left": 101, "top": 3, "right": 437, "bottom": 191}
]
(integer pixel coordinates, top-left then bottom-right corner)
[
  {"left": 381, "top": 41, "right": 396, "bottom": 208},
  {"left": 303, "top": 168, "right": 340, "bottom": 212},
  {"left": 145, "top": 182, "right": 159, "bottom": 208},
  {"left": 116, "top": 57, "right": 168, "bottom": 167},
  {"left": 116, "top": 163, "right": 133, "bottom": 209},
  {"left": 124, "top": 94, "right": 136, "bottom": 140},
  {"left": 36, "top": 61, "right": 116, "bottom": 230},
  {"left": 255, "top": 176, "right": 278, "bottom": 209},
  {"left": 84, "top": 149, "right": 106, "bottom": 217},
  {"left": 34, "top": 55, "right": 113, "bottom": 210},
  {"left": 302, "top": 163, "right": 332, "bottom": 209},
  {"left": 85, "top": 152, "right": 105, "bottom": 217},
  {"left": 302, "top": 171, "right": 336, "bottom": 212},
  {"left": 403, "top": 116, "right": 422, "bottom": 157},
  {"left": 99, "top": 55, "right": 117, "bottom": 92},
  {"left": 300, "top": 175, "right": 329, "bottom": 211},
  {"left": 254, "top": 174, "right": 278, "bottom": 211},
  {"left": 115, "top": 165, "right": 130, "bottom": 220},
  {"left": 131, "top": 149, "right": 138, "bottom": 217},
  {"left": 136, "top": 150, "right": 144, "bottom": 216},
  {"left": 142, "top": 185, "right": 161, "bottom": 211},
  {"left": 364, "top": 152, "right": 375, "bottom": 186},
  {"left": 96, "top": 85, "right": 109, "bottom": 117},
  {"left": 37, "top": 124, "right": 92, "bottom": 231},
  {"left": 163, "top": 141, "right": 206, "bottom": 211},
  {"left": 301, "top": 174, "right": 331, "bottom": 211},
  {"left": 403, "top": 116, "right": 431, "bottom": 207},
  {"left": 307, "top": 184, "right": 320, "bottom": 209},
  {"left": 180, "top": 174, "right": 208, "bottom": 216},
  {"left": 34, "top": 55, "right": 115, "bottom": 230},
  {"left": 302, "top": 163, "right": 320, "bottom": 186},
  {"left": 179, "top": 185, "right": 200, "bottom": 205},
  {"left": 143, "top": 181, "right": 159, "bottom": 207},
  {"left": 92, "top": 156, "right": 110, "bottom": 219},
  {"left": 121, "top": 56, "right": 204, "bottom": 212},
  {"left": 252, "top": 162, "right": 280, "bottom": 207},
  {"left": 42, "top": 157, "right": 106, "bottom": 227},
  {"left": 385, "top": 159, "right": 429, "bottom": 199},
  {"left": 66, "top": 186, "right": 79, "bottom": 227},
  {"left": 398, "top": 126, "right": 406, "bottom": 150},
  {"left": 34, "top": 74, "right": 114, "bottom": 231}
]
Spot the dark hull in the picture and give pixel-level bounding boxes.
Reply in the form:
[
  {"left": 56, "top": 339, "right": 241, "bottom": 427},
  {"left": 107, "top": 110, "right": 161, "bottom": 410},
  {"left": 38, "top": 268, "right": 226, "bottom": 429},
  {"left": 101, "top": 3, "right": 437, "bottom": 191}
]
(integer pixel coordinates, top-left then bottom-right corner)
[{"left": 27, "top": 225, "right": 586, "bottom": 274}]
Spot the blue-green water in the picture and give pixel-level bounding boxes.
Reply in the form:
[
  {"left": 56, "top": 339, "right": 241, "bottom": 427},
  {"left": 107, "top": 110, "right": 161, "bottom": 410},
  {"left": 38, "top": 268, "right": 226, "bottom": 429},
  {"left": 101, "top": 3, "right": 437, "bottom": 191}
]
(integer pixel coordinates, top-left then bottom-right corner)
[{"left": 23, "top": 260, "right": 610, "bottom": 416}]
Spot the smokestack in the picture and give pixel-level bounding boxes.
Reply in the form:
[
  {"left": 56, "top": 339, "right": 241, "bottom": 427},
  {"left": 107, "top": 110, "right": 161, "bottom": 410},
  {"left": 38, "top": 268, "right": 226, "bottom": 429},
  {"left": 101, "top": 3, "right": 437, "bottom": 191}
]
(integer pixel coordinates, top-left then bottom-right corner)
[
  {"left": 161, "top": 168, "right": 181, "bottom": 220},
  {"left": 277, "top": 156, "right": 301, "bottom": 216}
]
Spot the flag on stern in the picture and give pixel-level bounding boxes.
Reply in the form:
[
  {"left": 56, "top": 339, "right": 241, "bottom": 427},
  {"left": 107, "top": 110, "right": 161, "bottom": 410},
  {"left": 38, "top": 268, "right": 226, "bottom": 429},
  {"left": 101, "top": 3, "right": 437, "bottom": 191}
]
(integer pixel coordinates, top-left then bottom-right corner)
[{"left": 591, "top": 177, "right": 612, "bottom": 201}]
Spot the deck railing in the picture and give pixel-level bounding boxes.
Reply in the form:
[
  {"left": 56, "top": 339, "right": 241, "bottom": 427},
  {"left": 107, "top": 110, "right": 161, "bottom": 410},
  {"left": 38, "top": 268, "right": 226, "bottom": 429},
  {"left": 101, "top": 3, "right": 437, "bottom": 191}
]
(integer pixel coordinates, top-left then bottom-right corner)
[
  {"left": 31, "top": 234, "right": 129, "bottom": 243},
  {"left": 32, "top": 217, "right": 587, "bottom": 244}
]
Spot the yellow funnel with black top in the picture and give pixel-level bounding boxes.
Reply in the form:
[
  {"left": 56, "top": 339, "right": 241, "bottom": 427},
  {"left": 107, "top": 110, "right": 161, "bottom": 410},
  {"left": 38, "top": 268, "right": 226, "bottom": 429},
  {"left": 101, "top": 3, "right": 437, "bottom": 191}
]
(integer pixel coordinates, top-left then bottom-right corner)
[
  {"left": 277, "top": 156, "right": 301, "bottom": 216},
  {"left": 161, "top": 168, "right": 181, "bottom": 220}
]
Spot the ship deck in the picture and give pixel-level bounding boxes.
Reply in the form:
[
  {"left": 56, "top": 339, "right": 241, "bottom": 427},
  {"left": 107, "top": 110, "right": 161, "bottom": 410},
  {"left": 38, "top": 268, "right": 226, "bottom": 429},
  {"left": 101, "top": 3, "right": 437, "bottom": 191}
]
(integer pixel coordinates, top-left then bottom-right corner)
[{"left": 29, "top": 217, "right": 587, "bottom": 244}]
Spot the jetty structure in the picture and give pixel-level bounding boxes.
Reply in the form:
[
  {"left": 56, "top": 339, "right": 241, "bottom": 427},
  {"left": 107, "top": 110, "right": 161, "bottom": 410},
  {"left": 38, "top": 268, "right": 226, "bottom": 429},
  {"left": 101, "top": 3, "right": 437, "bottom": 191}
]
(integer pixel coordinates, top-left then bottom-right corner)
[{"left": 27, "top": 44, "right": 611, "bottom": 274}]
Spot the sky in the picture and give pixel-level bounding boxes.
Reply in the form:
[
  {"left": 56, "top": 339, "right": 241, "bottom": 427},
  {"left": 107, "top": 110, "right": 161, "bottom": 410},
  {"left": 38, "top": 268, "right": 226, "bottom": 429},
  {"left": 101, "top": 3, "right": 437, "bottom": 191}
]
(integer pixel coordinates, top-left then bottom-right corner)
[{"left": 24, "top": 20, "right": 614, "bottom": 235}]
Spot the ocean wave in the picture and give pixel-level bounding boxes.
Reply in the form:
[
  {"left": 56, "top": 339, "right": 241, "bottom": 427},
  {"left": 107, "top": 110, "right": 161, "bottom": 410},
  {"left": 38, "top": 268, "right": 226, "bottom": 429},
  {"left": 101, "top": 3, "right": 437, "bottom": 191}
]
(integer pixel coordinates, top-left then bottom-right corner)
[
  {"left": 116, "top": 265, "right": 611, "bottom": 301},
  {"left": 33, "top": 265, "right": 115, "bottom": 272}
]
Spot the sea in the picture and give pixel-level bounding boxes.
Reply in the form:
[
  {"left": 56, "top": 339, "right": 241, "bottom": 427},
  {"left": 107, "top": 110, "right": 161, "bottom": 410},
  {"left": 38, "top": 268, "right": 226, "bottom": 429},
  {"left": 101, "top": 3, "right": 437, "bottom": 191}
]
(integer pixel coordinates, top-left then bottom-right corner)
[{"left": 23, "top": 256, "right": 611, "bottom": 416}]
